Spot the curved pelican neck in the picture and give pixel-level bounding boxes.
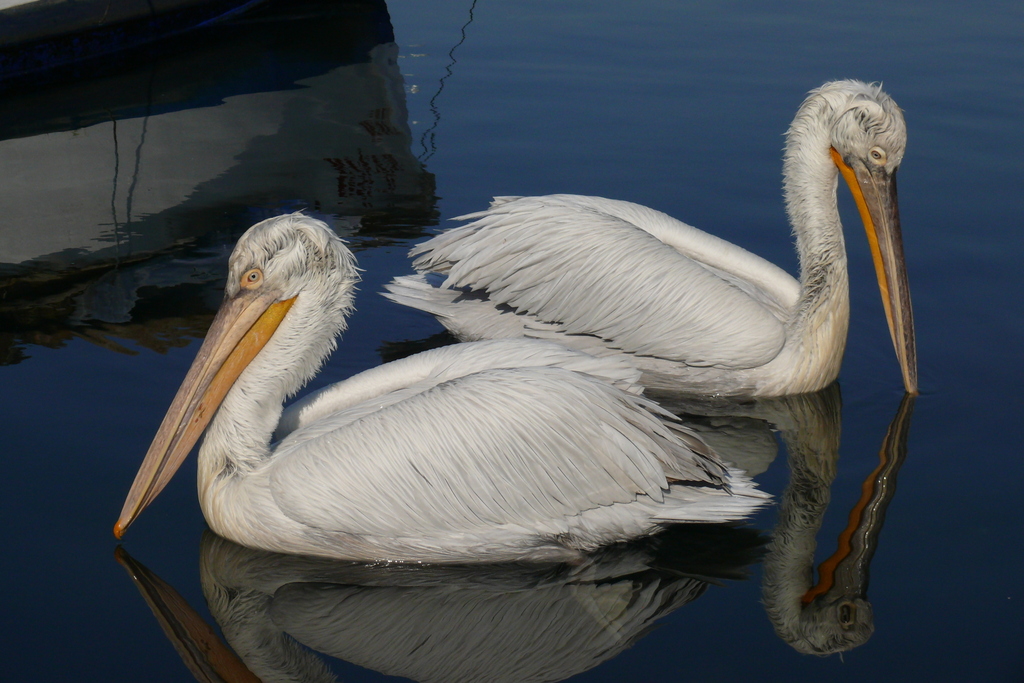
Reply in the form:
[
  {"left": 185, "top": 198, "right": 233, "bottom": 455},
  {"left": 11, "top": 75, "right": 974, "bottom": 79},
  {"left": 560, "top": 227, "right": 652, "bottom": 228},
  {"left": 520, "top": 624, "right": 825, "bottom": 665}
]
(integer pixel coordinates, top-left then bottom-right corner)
[
  {"left": 779, "top": 100, "right": 850, "bottom": 389},
  {"left": 198, "top": 292, "right": 349, "bottom": 486},
  {"left": 784, "top": 99, "right": 849, "bottom": 297}
]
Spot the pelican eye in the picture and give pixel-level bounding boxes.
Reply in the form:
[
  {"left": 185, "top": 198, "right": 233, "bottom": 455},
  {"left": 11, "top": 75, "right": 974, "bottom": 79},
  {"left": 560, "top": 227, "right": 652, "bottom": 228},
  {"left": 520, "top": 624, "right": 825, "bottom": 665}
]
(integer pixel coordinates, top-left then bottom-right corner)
[
  {"left": 241, "top": 268, "right": 264, "bottom": 289},
  {"left": 838, "top": 601, "right": 857, "bottom": 628},
  {"left": 869, "top": 147, "right": 887, "bottom": 166}
]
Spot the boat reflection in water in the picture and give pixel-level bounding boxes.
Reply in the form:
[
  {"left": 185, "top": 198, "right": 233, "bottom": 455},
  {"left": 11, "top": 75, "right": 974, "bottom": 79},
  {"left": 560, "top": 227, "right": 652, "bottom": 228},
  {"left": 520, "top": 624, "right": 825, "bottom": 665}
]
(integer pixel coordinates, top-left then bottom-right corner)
[
  {"left": 117, "top": 525, "right": 765, "bottom": 683},
  {"left": 0, "top": 0, "right": 435, "bottom": 365},
  {"left": 656, "top": 386, "right": 915, "bottom": 655}
]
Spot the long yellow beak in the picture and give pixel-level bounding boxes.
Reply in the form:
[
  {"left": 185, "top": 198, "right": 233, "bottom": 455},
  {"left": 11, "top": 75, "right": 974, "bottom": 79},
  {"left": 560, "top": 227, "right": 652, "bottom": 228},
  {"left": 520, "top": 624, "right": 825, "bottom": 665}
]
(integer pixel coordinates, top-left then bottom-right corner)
[
  {"left": 114, "top": 289, "right": 296, "bottom": 538},
  {"left": 831, "top": 148, "right": 918, "bottom": 395}
]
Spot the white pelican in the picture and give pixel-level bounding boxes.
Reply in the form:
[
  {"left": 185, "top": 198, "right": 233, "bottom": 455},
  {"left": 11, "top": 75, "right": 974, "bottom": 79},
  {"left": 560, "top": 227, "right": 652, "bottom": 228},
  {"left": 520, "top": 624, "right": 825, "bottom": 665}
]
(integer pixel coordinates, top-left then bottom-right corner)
[
  {"left": 114, "top": 214, "right": 766, "bottom": 562},
  {"left": 385, "top": 80, "right": 917, "bottom": 397}
]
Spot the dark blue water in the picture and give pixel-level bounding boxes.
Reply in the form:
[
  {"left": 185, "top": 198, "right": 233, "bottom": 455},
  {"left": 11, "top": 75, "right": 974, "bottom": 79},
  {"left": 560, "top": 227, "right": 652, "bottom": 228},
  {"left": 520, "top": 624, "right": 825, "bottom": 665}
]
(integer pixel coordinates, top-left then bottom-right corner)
[{"left": 2, "top": 0, "right": 1022, "bottom": 680}]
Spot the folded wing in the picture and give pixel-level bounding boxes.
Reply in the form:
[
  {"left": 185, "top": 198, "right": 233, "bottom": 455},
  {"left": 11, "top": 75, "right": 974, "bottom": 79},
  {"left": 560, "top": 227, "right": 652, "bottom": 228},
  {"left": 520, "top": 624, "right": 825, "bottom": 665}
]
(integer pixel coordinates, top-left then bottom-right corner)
[
  {"left": 269, "top": 366, "right": 727, "bottom": 540},
  {"left": 408, "top": 195, "right": 796, "bottom": 369}
]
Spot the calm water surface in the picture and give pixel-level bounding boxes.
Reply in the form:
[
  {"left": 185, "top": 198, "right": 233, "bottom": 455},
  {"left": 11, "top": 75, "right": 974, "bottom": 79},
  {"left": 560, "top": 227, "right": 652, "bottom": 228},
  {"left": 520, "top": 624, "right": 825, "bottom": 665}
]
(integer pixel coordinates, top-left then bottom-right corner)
[{"left": 2, "top": 0, "right": 1022, "bottom": 680}]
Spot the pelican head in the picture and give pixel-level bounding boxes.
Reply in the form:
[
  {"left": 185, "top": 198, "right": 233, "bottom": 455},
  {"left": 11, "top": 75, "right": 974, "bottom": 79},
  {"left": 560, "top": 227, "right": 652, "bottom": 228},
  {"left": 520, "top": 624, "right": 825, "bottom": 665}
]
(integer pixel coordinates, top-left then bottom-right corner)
[
  {"left": 790, "top": 80, "right": 917, "bottom": 394},
  {"left": 825, "top": 81, "right": 907, "bottom": 167},
  {"left": 114, "top": 214, "right": 358, "bottom": 538}
]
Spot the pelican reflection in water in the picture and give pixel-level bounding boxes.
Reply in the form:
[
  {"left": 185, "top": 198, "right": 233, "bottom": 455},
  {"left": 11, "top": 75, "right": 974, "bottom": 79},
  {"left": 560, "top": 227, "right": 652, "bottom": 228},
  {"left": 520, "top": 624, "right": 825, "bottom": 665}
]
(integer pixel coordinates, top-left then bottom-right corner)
[
  {"left": 114, "top": 214, "right": 767, "bottom": 562},
  {"left": 117, "top": 525, "right": 766, "bottom": 683},
  {"left": 761, "top": 390, "right": 915, "bottom": 655},
  {"left": 386, "top": 80, "right": 917, "bottom": 396},
  {"left": 635, "top": 387, "right": 914, "bottom": 654}
]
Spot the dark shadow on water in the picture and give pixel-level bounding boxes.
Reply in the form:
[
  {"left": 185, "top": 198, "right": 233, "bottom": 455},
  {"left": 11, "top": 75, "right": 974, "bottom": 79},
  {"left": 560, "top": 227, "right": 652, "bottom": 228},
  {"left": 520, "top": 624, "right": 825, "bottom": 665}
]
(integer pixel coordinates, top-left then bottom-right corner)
[{"left": 377, "top": 330, "right": 460, "bottom": 364}]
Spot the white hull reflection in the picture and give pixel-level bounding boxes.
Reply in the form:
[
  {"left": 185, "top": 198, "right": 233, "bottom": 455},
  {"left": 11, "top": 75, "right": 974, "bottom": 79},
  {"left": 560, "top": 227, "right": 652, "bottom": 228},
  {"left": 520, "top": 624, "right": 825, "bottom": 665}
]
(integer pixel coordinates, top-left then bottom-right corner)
[
  {"left": 0, "top": 3, "right": 435, "bottom": 362},
  {"left": 1, "top": 42, "right": 428, "bottom": 274}
]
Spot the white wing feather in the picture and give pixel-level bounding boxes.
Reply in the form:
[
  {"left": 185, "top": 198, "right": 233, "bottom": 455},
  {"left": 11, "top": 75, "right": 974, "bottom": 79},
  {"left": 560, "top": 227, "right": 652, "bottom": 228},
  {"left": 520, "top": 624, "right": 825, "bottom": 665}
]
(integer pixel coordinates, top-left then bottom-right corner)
[
  {"left": 269, "top": 366, "right": 728, "bottom": 540},
  {"left": 275, "top": 338, "right": 644, "bottom": 440},
  {"left": 405, "top": 195, "right": 798, "bottom": 368}
]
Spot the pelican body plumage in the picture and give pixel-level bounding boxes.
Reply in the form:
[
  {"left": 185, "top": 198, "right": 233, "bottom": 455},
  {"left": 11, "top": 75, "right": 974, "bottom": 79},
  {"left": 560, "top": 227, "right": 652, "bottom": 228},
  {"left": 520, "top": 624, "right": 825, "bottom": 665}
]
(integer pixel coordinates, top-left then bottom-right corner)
[
  {"left": 385, "top": 80, "right": 918, "bottom": 397},
  {"left": 114, "top": 214, "right": 766, "bottom": 562}
]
